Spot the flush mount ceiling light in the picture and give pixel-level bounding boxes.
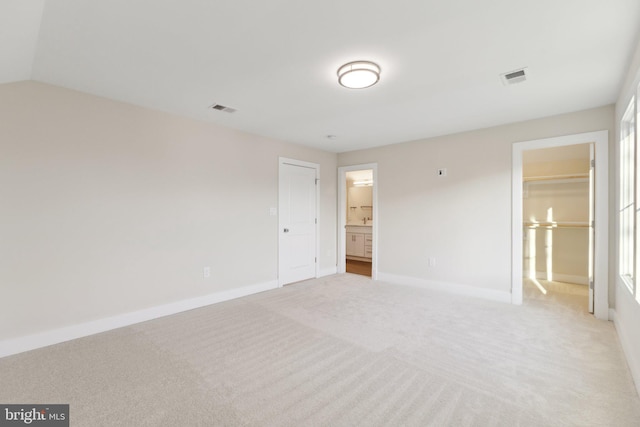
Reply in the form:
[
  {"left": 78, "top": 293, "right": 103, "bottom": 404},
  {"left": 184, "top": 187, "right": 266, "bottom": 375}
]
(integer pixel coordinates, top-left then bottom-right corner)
[{"left": 337, "top": 61, "right": 381, "bottom": 89}]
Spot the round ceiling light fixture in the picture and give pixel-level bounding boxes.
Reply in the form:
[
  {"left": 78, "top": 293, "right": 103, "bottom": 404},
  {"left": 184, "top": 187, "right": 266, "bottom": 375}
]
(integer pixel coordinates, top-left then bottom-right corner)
[{"left": 337, "top": 61, "right": 381, "bottom": 89}]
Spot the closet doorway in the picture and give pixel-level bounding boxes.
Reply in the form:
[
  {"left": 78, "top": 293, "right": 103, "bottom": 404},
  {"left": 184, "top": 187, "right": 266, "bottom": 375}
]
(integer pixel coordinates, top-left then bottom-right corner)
[
  {"left": 338, "top": 163, "right": 378, "bottom": 279},
  {"left": 511, "top": 130, "right": 608, "bottom": 320},
  {"left": 522, "top": 144, "right": 593, "bottom": 313}
]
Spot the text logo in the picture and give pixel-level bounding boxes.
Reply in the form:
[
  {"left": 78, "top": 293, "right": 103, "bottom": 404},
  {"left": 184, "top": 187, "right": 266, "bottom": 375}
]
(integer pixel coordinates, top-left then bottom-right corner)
[{"left": 0, "top": 405, "right": 68, "bottom": 427}]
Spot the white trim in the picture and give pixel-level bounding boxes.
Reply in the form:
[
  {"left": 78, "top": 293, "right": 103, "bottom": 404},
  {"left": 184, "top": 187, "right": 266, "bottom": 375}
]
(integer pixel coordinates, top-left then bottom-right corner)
[
  {"left": 338, "top": 163, "right": 378, "bottom": 279},
  {"left": 278, "top": 157, "right": 320, "bottom": 287},
  {"left": 512, "top": 130, "right": 609, "bottom": 320},
  {"left": 378, "top": 272, "right": 512, "bottom": 304},
  {"left": 318, "top": 266, "right": 337, "bottom": 277},
  {"left": 610, "top": 307, "right": 640, "bottom": 397},
  {"left": 0, "top": 280, "right": 278, "bottom": 359}
]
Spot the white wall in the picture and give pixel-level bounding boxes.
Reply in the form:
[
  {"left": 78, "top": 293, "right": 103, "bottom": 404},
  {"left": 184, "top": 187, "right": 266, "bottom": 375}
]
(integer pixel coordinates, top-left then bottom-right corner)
[
  {"left": 0, "top": 81, "right": 337, "bottom": 343},
  {"left": 614, "top": 34, "right": 640, "bottom": 396},
  {"left": 0, "top": 0, "right": 45, "bottom": 83},
  {"left": 338, "top": 105, "right": 614, "bottom": 298}
]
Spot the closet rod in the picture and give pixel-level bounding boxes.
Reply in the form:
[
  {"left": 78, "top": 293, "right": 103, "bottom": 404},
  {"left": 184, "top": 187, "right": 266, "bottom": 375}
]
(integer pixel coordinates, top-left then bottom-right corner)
[
  {"left": 524, "top": 222, "right": 589, "bottom": 229},
  {"left": 523, "top": 173, "right": 589, "bottom": 182}
]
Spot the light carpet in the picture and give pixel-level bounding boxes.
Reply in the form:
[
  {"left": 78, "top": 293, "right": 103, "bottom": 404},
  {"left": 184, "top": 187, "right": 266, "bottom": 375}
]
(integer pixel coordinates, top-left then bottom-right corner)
[{"left": 1, "top": 274, "right": 639, "bottom": 426}]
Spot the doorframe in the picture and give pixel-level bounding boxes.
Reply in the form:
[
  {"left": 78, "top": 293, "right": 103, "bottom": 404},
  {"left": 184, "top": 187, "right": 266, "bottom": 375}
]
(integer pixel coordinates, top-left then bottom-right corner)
[
  {"left": 278, "top": 157, "right": 320, "bottom": 287},
  {"left": 338, "top": 163, "right": 378, "bottom": 279},
  {"left": 511, "top": 130, "right": 609, "bottom": 319}
]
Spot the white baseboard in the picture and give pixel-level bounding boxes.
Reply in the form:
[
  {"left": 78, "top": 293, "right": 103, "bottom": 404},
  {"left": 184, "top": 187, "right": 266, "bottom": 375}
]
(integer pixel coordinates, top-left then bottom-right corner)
[
  {"left": 377, "top": 273, "right": 512, "bottom": 304},
  {"left": 319, "top": 266, "right": 338, "bottom": 278},
  {"left": 610, "top": 308, "right": 640, "bottom": 398},
  {"left": 0, "top": 280, "right": 278, "bottom": 359}
]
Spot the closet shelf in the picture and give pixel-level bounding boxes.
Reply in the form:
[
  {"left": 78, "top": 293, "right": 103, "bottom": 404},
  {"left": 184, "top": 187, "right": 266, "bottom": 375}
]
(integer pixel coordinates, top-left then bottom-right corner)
[
  {"left": 523, "top": 173, "right": 589, "bottom": 183},
  {"left": 524, "top": 221, "right": 590, "bottom": 229}
]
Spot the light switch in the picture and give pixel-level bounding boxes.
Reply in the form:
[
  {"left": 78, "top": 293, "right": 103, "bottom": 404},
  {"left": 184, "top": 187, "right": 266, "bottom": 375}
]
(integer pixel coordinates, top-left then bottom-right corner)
[{"left": 269, "top": 207, "right": 277, "bottom": 216}]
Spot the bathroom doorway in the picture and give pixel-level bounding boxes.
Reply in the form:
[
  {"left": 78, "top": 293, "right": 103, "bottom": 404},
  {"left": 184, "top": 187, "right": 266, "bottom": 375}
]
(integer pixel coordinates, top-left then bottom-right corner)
[
  {"left": 337, "top": 163, "right": 378, "bottom": 279},
  {"left": 345, "top": 169, "right": 373, "bottom": 276}
]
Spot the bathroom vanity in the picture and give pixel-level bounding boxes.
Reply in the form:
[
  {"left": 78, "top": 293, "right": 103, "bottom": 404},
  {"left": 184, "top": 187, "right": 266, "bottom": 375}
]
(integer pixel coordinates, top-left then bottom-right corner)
[{"left": 346, "top": 224, "right": 372, "bottom": 261}]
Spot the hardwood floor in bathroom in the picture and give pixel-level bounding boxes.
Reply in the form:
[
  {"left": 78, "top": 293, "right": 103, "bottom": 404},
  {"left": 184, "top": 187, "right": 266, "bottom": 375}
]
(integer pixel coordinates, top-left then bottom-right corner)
[{"left": 346, "top": 259, "right": 371, "bottom": 277}]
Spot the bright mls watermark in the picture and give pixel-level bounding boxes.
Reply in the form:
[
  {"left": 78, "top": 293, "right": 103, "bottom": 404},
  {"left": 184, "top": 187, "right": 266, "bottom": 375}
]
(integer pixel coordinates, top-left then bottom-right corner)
[{"left": 0, "top": 405, "right": 68, "bottom": 426}]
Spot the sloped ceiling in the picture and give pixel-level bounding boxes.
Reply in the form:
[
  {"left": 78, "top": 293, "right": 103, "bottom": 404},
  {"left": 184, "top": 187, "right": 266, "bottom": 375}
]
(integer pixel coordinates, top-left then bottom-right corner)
[{"left": 4, "top": 0, "right": 640, "bottom": 152}]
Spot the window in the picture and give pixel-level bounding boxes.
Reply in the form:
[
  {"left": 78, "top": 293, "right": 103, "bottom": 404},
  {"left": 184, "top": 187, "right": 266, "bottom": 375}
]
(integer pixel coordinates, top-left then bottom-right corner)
[
  {"left": 618, "top": 89, "right": 640, "bottom": 303},
  {"left": 620, "top": 97, "right": 635, "bottom": 292}
]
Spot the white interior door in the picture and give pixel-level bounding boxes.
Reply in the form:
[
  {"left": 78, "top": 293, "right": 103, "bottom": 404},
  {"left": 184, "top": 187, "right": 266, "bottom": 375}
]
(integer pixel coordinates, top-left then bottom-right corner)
[
  {"left": 278, "top": 159, "right": 318, "bottom": 286},
  {"left": 588, "top": 143, "right": 595, "bottom": 313}
]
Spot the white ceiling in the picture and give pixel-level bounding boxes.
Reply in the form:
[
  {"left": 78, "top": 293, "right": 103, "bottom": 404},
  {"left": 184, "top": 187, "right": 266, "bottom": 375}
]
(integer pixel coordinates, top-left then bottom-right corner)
[{"left": 3, "top": 0, "right": 640, "bottom": 153}]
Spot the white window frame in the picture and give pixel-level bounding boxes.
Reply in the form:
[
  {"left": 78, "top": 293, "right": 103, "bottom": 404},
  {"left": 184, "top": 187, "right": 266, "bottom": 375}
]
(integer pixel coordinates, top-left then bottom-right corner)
[{"left": 620, "top": 96, "right": 636, "bottom": 294}]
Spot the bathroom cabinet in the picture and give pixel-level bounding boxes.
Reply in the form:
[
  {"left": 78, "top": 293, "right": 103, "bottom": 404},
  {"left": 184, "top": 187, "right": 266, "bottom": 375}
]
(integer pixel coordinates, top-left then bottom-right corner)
[
  {"left": 346, "top": 225, "right": 372, "bottom": 261},
  {"left": 346, "top": 232, "right": 365, "bottom": 257}
]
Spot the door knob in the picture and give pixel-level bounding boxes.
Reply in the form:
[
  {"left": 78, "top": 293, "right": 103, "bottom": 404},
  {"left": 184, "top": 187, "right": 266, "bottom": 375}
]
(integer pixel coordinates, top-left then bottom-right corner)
[{"left": 283, "top": 228, "right": 289, "bottom": 233}]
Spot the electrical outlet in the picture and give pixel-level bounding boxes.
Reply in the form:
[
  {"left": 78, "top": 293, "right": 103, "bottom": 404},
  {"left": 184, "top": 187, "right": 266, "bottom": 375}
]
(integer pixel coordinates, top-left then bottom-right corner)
[
  {"left": 437, "top": 168, "right": 447, "bottom": 177},
  {"left": 203, "top": 266, "right": 211, "bottom": 278}
]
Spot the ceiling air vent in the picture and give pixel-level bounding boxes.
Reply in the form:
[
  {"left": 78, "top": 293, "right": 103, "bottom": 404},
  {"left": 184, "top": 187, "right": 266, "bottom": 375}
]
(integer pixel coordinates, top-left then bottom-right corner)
[
  {"left": 209, "top": 103, "right": 237, "bottom": 113},
  {"left": 500, "top": 67, "right": 528, "bottom": 85}
]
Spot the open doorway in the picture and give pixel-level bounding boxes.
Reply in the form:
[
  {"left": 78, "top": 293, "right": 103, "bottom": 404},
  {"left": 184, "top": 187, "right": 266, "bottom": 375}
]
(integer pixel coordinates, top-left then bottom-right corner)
[
  {"left": 511, "top": 130, "right": 608, "bottom": 320},
  {"left": 522, "top": 144, "right": 593, "bottom": 313},
  {"left": 338, "top": 163, "right": 378, "bottom": 279},
  {"left": 345, "top": 170, "right": 373, "bottom": 277}
]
